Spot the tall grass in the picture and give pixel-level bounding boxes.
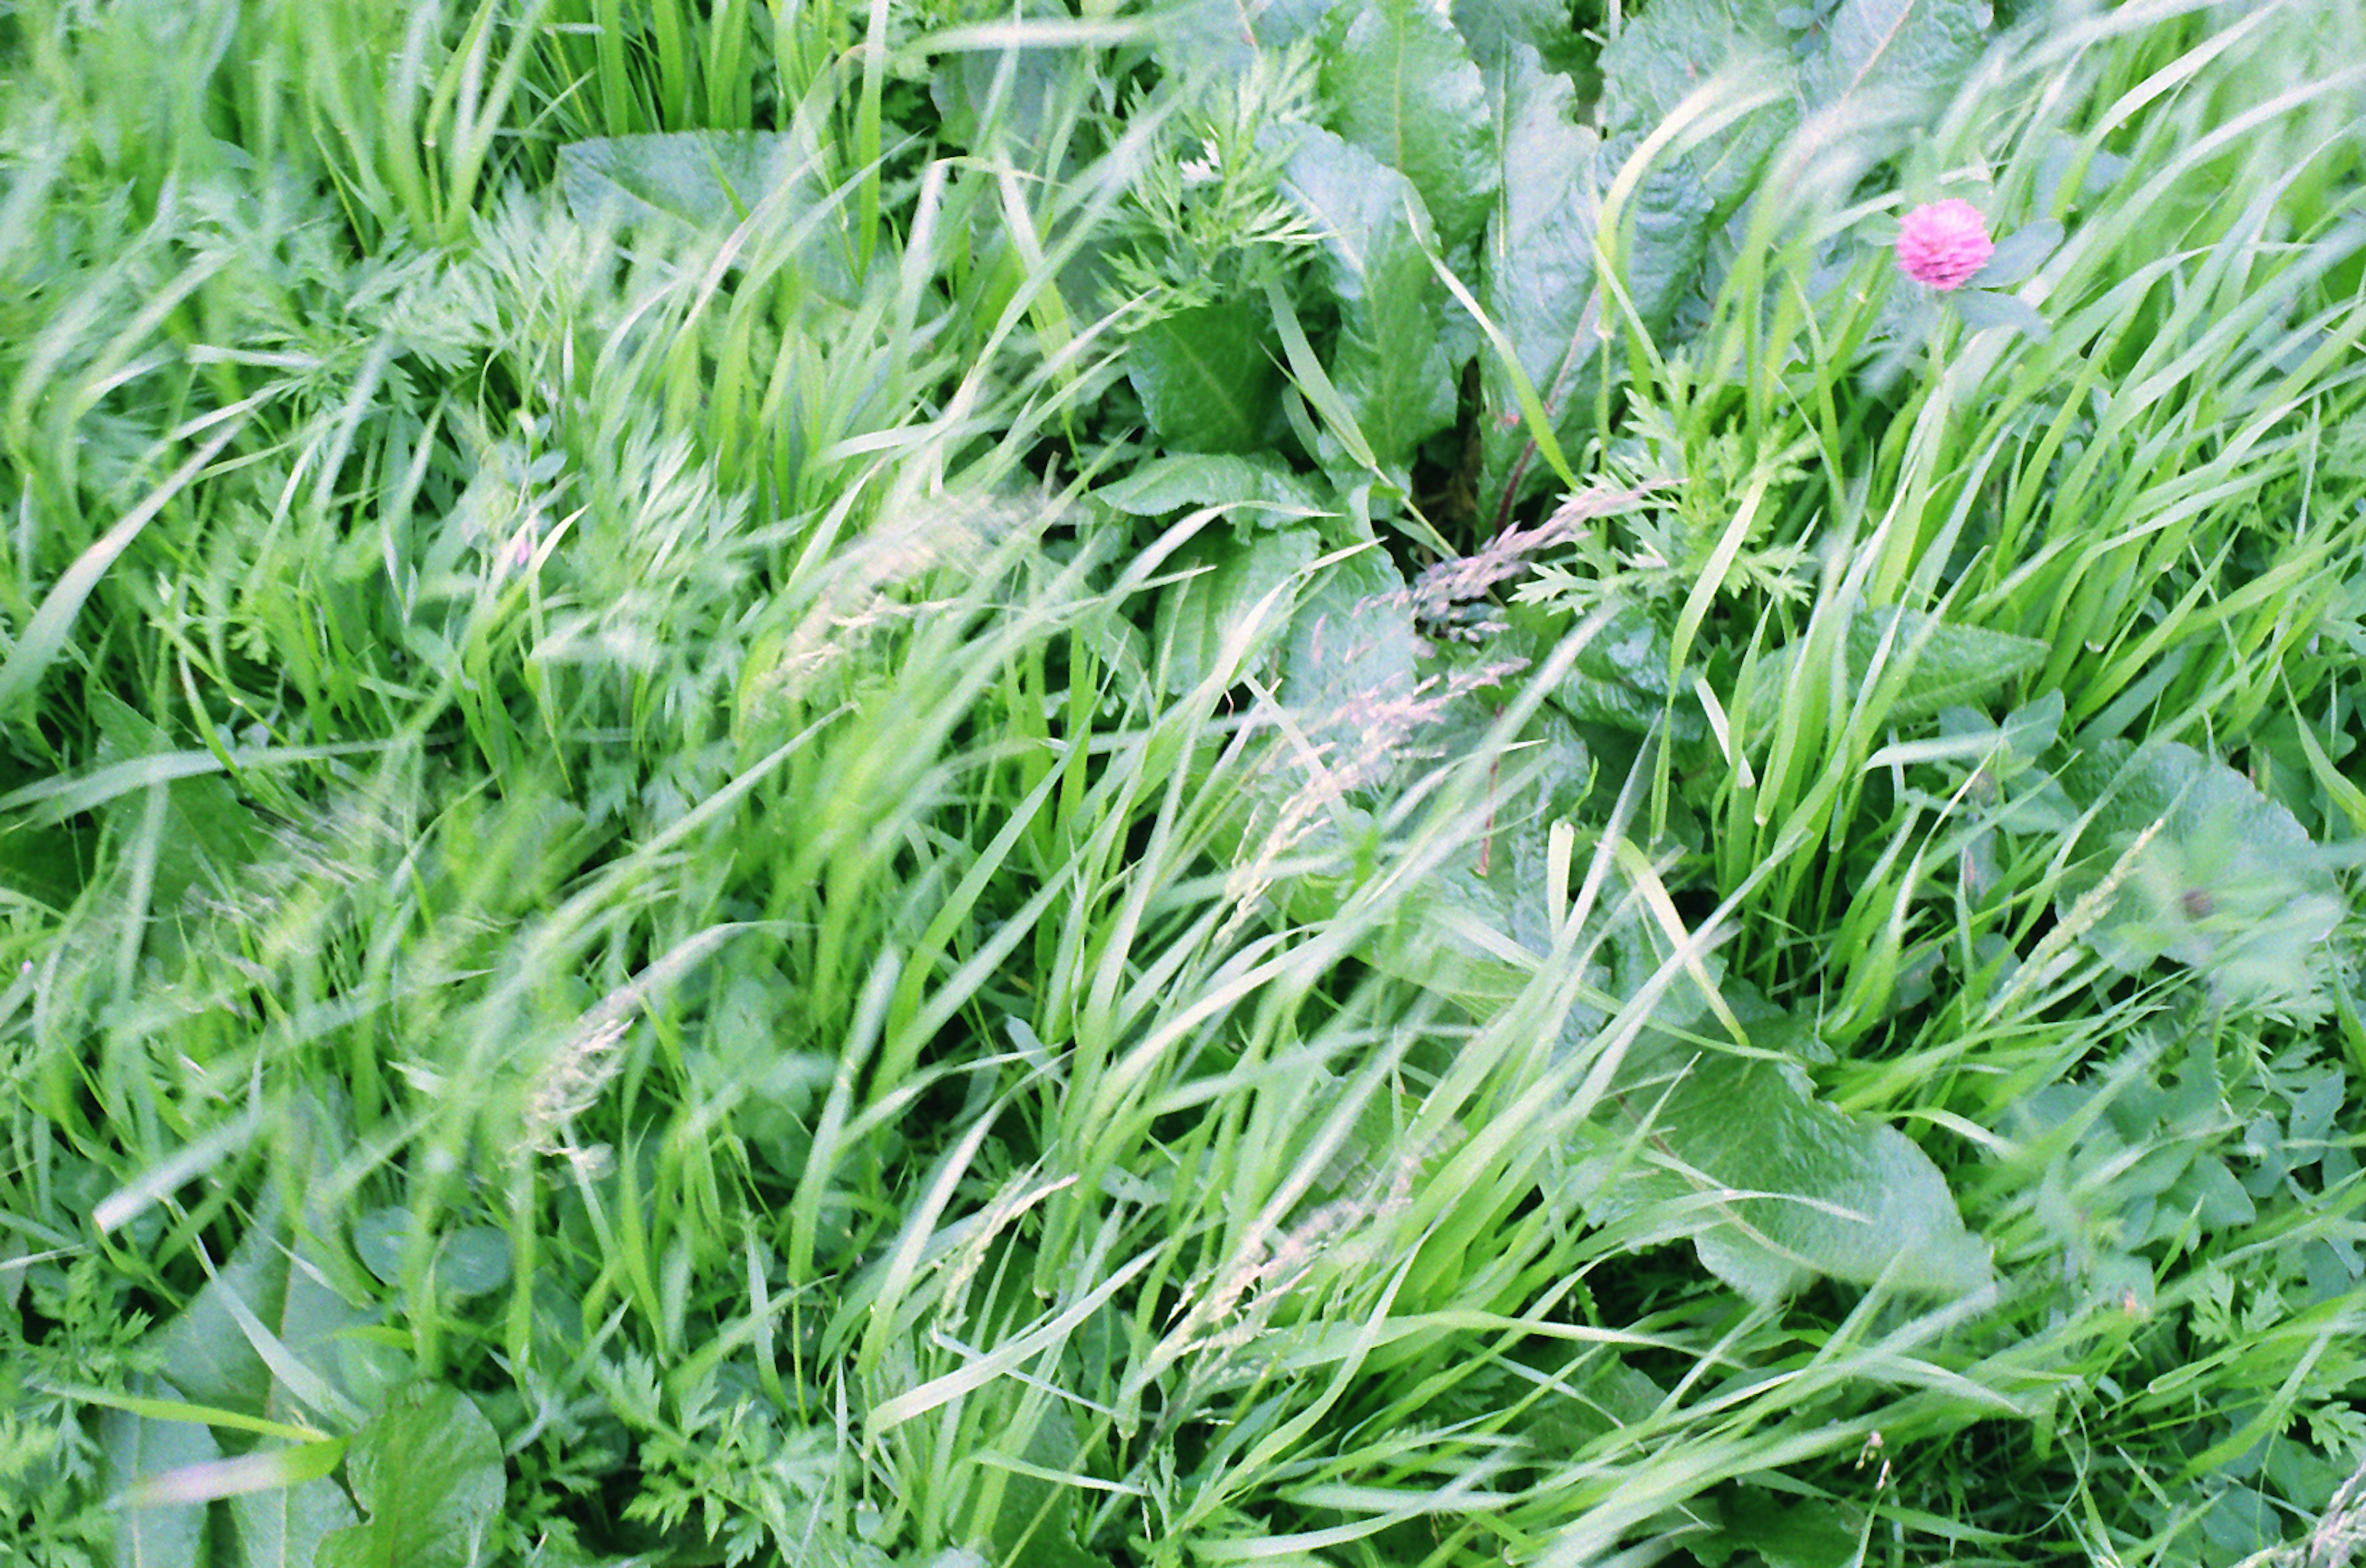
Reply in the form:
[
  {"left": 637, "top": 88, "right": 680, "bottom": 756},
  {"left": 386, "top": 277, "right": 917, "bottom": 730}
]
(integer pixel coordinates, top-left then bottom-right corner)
[{"left": 0, "top": 1, "right": 2362, "bottom": 1565}]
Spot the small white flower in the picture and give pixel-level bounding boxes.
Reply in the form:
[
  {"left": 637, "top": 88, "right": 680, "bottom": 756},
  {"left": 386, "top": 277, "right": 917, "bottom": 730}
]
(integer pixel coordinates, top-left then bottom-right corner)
[{"left": 1179, "top": 138, "right": 1222, "bottom": 187}]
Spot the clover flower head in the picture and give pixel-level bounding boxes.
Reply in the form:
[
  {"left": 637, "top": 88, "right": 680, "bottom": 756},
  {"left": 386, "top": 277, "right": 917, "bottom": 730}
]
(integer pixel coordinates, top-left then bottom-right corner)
[{"left": 1895, "top": 199, "right": 1994, "bottom": 291}]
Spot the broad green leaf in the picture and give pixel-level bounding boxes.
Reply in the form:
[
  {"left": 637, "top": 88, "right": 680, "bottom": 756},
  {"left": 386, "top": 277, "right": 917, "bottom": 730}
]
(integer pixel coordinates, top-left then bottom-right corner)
[
  {"left": 1152, "top": 525, "right": 1322, "bottom": 694},
  {"left": 1581, "top": 0, "right": 1796, "bottom": 404},
  {"left": 1126, "top": 304, "right": 1280, "bottom": 454},
  {"left": 1609, "top": 1049, "right": 1993, "bottom": 1304},
  {"left": 978, "top": 1399, "right": 1110, "bottom": 1568},
  {"left": 0, "top": 811, "right": 89, "bottom": 909},
  {"left": 1152, "top": 0, "right": 1335, "bottom": 75},
  {"left": 1516, "top": 603, "right": 1706, "bottom": 740},
  {"left": 1845, "top": 607, "right": 2047, "bottom": 722},
  {"left": 1695, "top": 1487, "right": 1867, "bottom": 1568},
  {"left": 153, "top": 1213, "right": 365, "bottom": 1432},
  {"left": 1802, "top": 0, "right": 1993, "bottom": 113},
  {"left": 2059, "top": 740, "right": 2345, "bottom": 1017},
  {"left": 1320, "top": 0, "right": 1498, "bottom": 249},
  {"left": 1280, "top": 128, "right": 1458, "bottom": 478},
  {"left": 153, "top": 1224, "right": 287, "bottom": 1422},
  {"left": 136, "top": 1203, "right": 386, "bottom": 1476},
  {"left": 92, "top": 691, "right": 261, "bottom": 930},
  {"left": 1948, "top": 286, "right": 2049, "bottom": 340},
  {"left": 1752, "top": 608, "right": 2043, "bottom": 731},
  {"left": 1479, "top": 46, "right": 1605, "bottom": 511},
  {"left": 1451, "top": 0, "right": 1582, "bottom": 73},
  {"left": 437, "top": 1228, "right": 513, "bottom": 1298},
  {"left": 1279, "top": 546, "right": 1422, "bottom": 773},
  {"left": 101, "top": 1378, "right": 220, "bottom": 1568},
  {"left": 557, "top": 131, "right": 805, "bottom": 229},
  {"left": 1972, "top": 217, "right": 2063, "bottom": 288},
  {"left": 1095, "top": 453, "right": 1327, "bottom": 525},
  {"left": 1596, "top": 0, "right": 1799, "bottom": 224},
  {"left": 930, "top": 42, "right": 1073, "bottom": 160},
  {"left": 230, "top": 1476, "right": 362, "bottom": 1568},
  {"left": 315, "top": 1384, "right": 505, "bottom": 1568},
  {"left": 354, "top": 1208, "right": 515, "bottom": 1298}
]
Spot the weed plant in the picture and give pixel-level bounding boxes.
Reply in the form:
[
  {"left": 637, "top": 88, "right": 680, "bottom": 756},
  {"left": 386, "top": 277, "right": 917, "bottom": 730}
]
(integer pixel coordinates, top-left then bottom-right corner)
[{"left": 1, "top": 1, "right": 2364, "bottom": 1566}]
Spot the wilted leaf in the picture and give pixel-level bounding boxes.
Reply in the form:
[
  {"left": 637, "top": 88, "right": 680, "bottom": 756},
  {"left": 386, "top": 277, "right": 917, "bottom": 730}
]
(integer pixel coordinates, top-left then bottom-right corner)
[
  {"left": 315, "top": 1384, "right": 505, "bottom": 1568},
  {"left": 1126, "top": 304, "right": 1281, "bottom": 454},
  {"left": 1280, "top": 127, "right": 1458, "bottom": 476},
  {"left": 1320, "top": 0, "right": 1498, "bottom": 248}
]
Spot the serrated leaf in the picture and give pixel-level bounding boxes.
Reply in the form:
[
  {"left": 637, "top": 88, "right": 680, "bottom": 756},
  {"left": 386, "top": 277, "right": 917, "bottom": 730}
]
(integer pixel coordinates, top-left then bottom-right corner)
[
  {"left": 1126, "top": 304, "right": 1280, "bottom": 454},
  {"left": 315, "top": 1384, "right": 505, "bottom": 1568},
  {"left": 1320, "top": 0, "right": 1498, "bottom": 248},
  {"left": 1801, "top": 0, "right": 1993, "bottom": 113},
  {"left": 1616, "top": 1050, "right": 1993, "bottom": 1304},
  {"left": 1280, "top": 128, "right": 1457, "bottom": 476},
  {"left": 2059, "top": 740, "right": 2346, "bottom": 1017},
  {"left": 102, "top": 1379, "right": 220, "bottom": 1568},
  {"left": 1479, "top": 46, "right": 1606, "bottom": 510},
  {"left": 1153, "top": 527, "right": 1322, "bottom": 695},
  {"left": 1095, "top": 453, "right": 1327, "bottom": 524}
]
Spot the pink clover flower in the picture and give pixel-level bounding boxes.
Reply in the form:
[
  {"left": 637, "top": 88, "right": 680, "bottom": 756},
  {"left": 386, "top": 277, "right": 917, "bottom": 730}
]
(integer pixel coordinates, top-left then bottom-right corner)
[{"left": 1895, "top": 199, "right": 1994, "bottom": 292}]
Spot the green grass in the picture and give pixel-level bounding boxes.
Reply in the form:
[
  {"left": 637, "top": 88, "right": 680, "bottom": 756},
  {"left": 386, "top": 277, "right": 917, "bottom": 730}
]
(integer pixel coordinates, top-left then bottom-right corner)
[{"left": 2, "top": 1, "right": 2364, "bottom": 1565}]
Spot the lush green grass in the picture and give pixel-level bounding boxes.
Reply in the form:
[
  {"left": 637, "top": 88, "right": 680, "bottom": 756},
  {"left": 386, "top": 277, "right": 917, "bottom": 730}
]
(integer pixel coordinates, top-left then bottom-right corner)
[{"left": 2, "top": 1, "right": 2364, "bottom": 1565}]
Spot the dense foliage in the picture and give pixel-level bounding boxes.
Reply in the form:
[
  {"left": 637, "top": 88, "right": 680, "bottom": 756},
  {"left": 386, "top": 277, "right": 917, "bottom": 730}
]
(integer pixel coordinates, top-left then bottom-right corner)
[{"left": 2, "top": 0, "right": 2364, "bottom": 1564}]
